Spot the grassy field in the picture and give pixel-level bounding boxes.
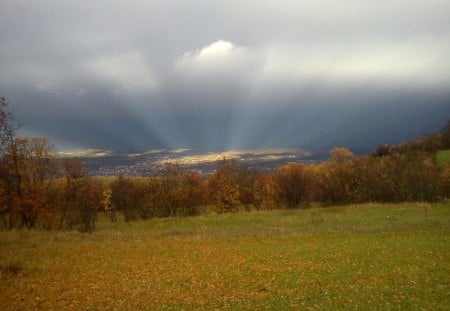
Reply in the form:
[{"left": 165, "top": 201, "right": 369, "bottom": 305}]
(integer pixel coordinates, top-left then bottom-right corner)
[{"left": 1, "top": 203, "right": 449, "bottom": 310}]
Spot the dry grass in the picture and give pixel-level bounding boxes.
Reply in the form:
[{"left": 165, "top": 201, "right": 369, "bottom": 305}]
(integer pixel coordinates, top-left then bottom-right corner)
[{"left": 0, "top": 203, "right": 449, "bottom": 310}]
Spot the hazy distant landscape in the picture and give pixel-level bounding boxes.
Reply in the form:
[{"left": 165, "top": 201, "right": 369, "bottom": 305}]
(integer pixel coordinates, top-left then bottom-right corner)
[{"left": 63, "top": 148, "right": 327, "bottom": 176}]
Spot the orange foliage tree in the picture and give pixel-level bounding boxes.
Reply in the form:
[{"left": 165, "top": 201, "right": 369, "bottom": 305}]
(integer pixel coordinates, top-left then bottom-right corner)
[
  {"left": 0, "top": 136, "right": 58, "bottom": 228},
  {"left": 208, "top": 159, "right": 241, "bottom": 213}
]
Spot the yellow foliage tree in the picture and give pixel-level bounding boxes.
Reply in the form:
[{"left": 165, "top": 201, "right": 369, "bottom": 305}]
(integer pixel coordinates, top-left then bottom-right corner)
[{"left": 208, "top": 159, "right": 240, "bottom": 214}]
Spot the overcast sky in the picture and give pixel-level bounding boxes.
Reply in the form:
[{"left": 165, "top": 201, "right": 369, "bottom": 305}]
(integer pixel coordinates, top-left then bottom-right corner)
[{"left": 1, "top": 0, "right": 449, "bottom": 153}]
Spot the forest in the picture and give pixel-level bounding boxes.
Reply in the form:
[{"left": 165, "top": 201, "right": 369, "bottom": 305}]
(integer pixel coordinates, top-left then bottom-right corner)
[{"left": 1, "top": 94, "right": 449, "bottom": 231}]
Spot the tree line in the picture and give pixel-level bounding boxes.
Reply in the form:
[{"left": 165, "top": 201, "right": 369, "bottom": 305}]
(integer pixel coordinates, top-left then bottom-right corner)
[
  {"left": 1, "top": 94, "right": 449, "bottom": 231},
  {"left": 0, "top": 96, "right": 100, "bottom": 231}
]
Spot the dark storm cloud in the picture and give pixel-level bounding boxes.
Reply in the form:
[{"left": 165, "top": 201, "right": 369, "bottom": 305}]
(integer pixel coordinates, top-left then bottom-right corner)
[{"left": 0, "top": 0, "right": 449, "bottom": 152}]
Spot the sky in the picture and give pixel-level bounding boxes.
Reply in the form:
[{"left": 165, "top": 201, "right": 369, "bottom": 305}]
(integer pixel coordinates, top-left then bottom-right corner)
[{"left": 1, "top": 0, "right": 449, "bottom": 153}]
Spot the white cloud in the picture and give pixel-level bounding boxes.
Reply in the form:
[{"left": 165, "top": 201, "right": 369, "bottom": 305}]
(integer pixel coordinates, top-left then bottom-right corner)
[
  {"left": 197, "top": 40, "right": 234, "bottom": 60},
  {"left": 171, "top": 37, "right": 450, "bottom": 94},
  {"left": 173, "top": 40, "right": 257, "bottom": 75},
  {"left": 258, "top": 40, "right": 450, "bottom": 89}
]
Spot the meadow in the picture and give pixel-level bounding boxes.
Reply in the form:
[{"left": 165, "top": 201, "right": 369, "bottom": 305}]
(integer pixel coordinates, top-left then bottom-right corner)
[{"left": 1, "top": 202, "right": 449, "bottom": 310}]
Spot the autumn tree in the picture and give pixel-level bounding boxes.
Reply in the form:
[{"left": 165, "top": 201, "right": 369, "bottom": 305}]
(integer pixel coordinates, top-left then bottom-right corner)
[
  {"left": 19, "top": 137, "right": 58, "bottom": 228},
  {"left": 109, "top": 165, "right": 207, "bottom": 220},
  {"left": 273, "top": 162, "right": 312, "bottom": 208},
  {"left": 0, "top": 94, "right": 17, "bottom": 228},
  {"left": 400, "top": 152, "right": 440, "bottom": 201},
  {"left": 330, "top": 147, "right": 354, "bottom": 162},
  {"left": 208, "top": 159, "right": 241, "bottom": 214},
  {"left": 320, "top": 147, "right": 358, "bottom": 205},
  {"left": 177, "top": 171, "right": 207, "bottom": 216},
  {"left": 236, "top": 167, "right": 260, "bottom": 212},
  {"left": 110, "top": 175, "right": 143, "bottom": 221},
  {"left": 252, "top": 173, "right": 277, "bottom": 210},
  {"left": 439, "top": 164, "right": 450, "bottom": 199},
  {"left": 57, "top": 159, "right": 100, "bottom": 231},
  {"left": 0, "top": 93, "right": 110, "bottom": 231},
  {"left": 101, "top": 185, "right": 117, "bottom": 222},
  {"left": 314, "top": 148, "right": 378, "bottom": 205},
  {"left": 441, "top": 120, "right": 450, "bottom": 149},
  {"left": 0, "top": 136, "right": 57, "bottom": 228},
  {"left": 156, "top": 164, "right": 184, "bottom": 217},
  {"left": 75, "top": 178, "right": 102, "bottom": 232},
  {"left": 0, "top": 94, "right": 18, "bottom": 156},
  {"left": 373, "top": 144, "right": 394, "bottom": 157},
  {"left": 306, "top": 163, "right": 328, "bottom": 203}
]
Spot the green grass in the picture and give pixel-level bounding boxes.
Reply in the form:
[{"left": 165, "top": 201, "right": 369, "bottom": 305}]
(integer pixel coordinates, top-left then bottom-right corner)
[
  {"left": 1, "top": 203, "right": 449, "bottom": 310},
  {"left": 437, "top": 149, "right": 450, "bottom": 166}
]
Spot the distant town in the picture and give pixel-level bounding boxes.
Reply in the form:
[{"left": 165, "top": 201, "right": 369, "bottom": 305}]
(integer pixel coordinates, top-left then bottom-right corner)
[{"left": 59, "top": 149, "right": 327, "bottom": 176}]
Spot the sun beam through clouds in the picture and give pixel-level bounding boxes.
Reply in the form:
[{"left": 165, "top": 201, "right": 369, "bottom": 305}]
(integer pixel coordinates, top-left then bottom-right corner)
[{"left": 0, "top": 0, "right": 448, "bottom": 153}]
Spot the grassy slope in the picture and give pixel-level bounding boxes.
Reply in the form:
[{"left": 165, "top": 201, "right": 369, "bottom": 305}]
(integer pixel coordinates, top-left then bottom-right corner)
[
  {"left": 437, "top": 149, "right": 450, "bottom": 166},
  {"left": 1, "top": 203, "right": 449, "bottom": 310}
]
